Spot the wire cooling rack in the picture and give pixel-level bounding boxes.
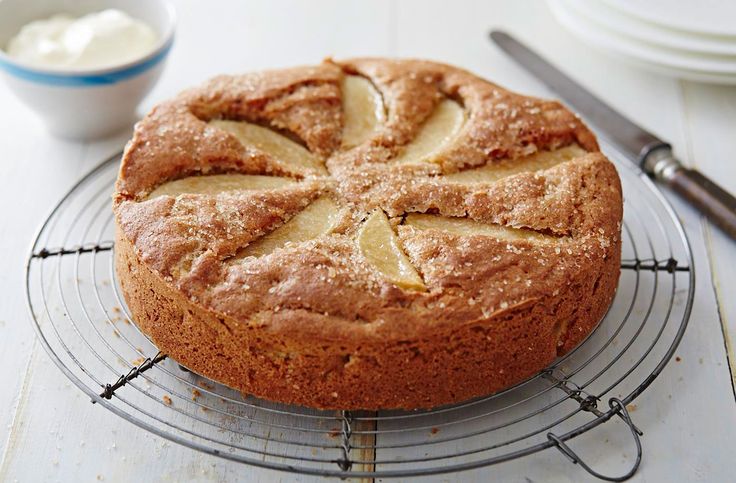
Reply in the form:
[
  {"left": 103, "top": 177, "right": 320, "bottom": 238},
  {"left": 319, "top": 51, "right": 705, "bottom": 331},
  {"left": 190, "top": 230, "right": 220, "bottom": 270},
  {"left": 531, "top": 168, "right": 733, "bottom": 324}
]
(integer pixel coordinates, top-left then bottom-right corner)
[{"left": 25, "top": 141, "right": 694, "bottom": 480}]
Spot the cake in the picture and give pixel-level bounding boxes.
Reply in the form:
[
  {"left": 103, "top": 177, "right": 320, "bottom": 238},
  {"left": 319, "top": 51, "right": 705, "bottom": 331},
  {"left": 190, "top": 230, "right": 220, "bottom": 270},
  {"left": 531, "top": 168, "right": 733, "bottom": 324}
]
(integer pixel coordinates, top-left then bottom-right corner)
[{"left": 113, "top": 58, "right": 622, "bottom": 410}]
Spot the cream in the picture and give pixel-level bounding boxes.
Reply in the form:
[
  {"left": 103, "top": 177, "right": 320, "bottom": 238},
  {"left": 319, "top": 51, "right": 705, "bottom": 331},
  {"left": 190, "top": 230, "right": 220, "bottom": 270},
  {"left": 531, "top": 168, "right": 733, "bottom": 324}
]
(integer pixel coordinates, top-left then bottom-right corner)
[{"left": 6, "top": 9, "right": 158, "bottom": 70}]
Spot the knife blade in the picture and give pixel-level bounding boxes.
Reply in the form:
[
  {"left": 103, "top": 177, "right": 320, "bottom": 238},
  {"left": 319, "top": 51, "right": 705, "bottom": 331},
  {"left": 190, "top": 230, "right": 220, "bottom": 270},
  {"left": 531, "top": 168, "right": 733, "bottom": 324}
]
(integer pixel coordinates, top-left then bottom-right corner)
[{"left": 490, "top": 30, "right": 736, "bottom": 240}]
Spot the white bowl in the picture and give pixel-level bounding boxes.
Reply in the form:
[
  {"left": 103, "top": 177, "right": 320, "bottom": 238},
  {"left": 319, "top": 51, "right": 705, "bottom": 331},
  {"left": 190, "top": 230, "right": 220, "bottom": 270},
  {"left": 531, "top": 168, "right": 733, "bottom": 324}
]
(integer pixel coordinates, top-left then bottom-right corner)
[{"left": 0, "top": 0, "right": 176, "bottom": 140}]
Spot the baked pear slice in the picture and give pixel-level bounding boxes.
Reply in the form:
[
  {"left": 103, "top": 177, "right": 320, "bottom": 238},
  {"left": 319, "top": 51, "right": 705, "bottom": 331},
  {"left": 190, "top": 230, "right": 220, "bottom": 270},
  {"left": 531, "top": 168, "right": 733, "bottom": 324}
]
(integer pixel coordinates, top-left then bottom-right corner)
[
  {"left": 147, "top": 173, "right": 295, "bottom": 199},
  {"left": 238, "top": 197, "right": 341, "bottom": 258},
  {"left": 404, "top": 213, "right": 554, "bottom": 242},
  {"left": 393, "top": 99, "right": 465, "bottom": 165},
  {"left": 358, "top": 210, "right": 426, "bottom": 291},
  {"left": 340, "top": 75, "right": 385, "bottom": 149},
  {"left": 211, "top": 120, "right": 327, "bottom": 175},
  {"left": 444, "top": 144, "right": 587, "bottom": 184}
]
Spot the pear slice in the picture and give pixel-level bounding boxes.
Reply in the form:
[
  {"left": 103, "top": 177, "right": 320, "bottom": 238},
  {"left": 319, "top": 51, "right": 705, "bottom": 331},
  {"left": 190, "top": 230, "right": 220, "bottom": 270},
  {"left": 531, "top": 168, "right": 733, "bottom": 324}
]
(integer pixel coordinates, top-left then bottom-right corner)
[
  {"left": 210, "top": 120, "right": 327, "bottom": 174},
  {"left": 237, "top": 197, "right": 341, "bottom": 258},
  {"left": 358, "top": 210, "right": 426, "bottom": 291},
  {"left": 444, "top": 144, "right": 587, "bottom": 184},
  {"left": 147, "top": 173, "right": 295, "bottom": 199},
  {"left": 340, "top": 75, "right": 385, "bottom": 149},
  {"left": 393, "top": 99, "right": 465, "bottom": 165},
  {"left": 404, "top": 213, "right": 553, "bottom": 242}
]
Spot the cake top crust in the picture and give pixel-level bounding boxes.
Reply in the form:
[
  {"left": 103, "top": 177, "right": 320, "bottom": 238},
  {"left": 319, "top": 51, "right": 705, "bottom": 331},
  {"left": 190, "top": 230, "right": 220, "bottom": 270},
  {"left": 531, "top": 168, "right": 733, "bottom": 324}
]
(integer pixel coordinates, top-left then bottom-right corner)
[{"left": 114, "top": 58, "right": 622, "bottom": 343}]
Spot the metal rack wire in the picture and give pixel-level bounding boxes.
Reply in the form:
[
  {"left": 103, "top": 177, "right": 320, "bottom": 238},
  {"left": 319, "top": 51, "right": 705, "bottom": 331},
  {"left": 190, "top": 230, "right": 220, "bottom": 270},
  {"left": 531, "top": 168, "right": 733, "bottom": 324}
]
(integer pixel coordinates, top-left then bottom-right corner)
[{"left": 25, "top": 141, "right": 694, "bottom": 480}]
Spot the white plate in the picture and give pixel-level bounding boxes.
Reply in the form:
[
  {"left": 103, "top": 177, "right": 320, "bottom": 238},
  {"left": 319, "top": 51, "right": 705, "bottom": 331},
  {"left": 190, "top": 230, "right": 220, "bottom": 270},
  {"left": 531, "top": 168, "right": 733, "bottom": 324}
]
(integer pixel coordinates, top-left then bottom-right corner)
[
  {"left": 567, "top": 0, "right": 736, "bottom": 55},
  {"left": 599, "top": 0, "right": 736, "bottom": 38},
  {"left": 602, "top": 48, "right": 736, "bottom": 85},
  {"left": 551, "top": 2, "right": 736, "bottom": 73},
  {"left": 549, "top": 1, "right": 736, "bottom": 83}
]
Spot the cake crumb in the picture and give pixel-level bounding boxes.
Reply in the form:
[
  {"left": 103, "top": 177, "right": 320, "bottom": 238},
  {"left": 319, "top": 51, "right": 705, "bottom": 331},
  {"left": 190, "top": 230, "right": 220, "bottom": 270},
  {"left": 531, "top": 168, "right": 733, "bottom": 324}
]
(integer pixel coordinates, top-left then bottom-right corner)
[{"left": 198, "top": 381, "right": 214, "bottom": 390}]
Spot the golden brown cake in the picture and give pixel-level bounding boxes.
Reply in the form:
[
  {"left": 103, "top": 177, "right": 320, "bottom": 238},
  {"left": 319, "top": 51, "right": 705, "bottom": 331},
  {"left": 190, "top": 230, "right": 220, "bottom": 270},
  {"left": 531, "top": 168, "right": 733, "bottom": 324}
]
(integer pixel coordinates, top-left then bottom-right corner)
[{"left": 113, "top": 58, "right": 622, "bottom": 410}]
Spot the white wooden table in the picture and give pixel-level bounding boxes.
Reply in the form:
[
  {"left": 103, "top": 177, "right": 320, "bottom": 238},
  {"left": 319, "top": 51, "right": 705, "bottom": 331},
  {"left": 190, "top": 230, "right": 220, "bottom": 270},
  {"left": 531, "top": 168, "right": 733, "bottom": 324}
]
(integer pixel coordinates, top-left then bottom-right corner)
[{"left": 1, "top": 1, "right": 734, "bottom": 481}]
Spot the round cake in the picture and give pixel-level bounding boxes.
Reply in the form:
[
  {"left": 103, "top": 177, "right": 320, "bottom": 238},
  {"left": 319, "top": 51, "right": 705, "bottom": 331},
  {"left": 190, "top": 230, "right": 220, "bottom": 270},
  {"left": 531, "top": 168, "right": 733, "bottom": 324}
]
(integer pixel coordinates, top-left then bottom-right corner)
[{"left": 114, "top": 58, "right": 622, "bottom": 410}]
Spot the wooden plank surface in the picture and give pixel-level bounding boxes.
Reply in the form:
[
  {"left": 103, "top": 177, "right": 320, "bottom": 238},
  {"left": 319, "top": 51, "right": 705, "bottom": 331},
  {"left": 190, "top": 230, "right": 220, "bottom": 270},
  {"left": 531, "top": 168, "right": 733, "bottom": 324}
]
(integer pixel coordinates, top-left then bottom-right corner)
[
  {"left": 679, "top": 82, "right": 736, "bottom": 396},
  {"left": 1, "top": 1, "right": 735, "bottom": 481}
]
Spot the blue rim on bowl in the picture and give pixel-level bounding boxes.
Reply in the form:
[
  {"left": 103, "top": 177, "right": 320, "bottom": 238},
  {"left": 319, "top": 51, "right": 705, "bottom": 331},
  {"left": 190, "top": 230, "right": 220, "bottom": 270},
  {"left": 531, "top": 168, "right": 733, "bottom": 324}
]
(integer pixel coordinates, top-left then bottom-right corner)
[{"left": 0, "top": 2, "right": 176, "bottom": 86}]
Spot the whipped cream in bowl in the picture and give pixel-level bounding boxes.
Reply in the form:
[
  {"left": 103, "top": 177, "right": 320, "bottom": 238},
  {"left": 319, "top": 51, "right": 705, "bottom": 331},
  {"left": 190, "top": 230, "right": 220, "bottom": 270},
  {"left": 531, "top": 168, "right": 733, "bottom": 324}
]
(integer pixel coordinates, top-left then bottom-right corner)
[
  {"left": 0, "top": 0, "right": 176, "bottom": 140},
  {"left": 7, "top": 9, "right": 159, "bottom": 70}
]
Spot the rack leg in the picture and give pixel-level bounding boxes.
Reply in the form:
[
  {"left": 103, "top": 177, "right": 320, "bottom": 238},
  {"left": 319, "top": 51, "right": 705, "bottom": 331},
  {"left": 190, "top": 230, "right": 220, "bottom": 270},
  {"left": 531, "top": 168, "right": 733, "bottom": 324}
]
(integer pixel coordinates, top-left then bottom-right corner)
[{"left": 547, "top": 398, "right": 642, "bottom": 482}]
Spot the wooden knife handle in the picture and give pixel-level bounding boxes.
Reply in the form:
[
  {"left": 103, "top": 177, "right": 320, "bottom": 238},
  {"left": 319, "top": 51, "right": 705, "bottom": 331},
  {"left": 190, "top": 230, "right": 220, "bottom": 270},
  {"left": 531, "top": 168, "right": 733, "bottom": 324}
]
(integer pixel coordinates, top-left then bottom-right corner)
[{"left": 667, "top": 167, "right": 736, "bottom": 239}]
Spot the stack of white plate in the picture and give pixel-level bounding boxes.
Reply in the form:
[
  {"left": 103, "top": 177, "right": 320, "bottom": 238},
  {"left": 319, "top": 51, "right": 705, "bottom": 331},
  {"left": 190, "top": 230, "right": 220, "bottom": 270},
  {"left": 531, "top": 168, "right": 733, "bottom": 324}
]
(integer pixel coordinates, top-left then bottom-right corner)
[{"left": 548, "top": 0, "right": 736, "bottom": 84}]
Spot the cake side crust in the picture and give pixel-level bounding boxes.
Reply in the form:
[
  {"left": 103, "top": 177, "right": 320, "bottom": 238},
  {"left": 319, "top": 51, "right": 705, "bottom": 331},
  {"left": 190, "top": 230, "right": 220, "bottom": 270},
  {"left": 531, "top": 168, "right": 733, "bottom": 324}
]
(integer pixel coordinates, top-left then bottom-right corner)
[{"left": 115, "top": 224, "right": 620, "bottom": 410}]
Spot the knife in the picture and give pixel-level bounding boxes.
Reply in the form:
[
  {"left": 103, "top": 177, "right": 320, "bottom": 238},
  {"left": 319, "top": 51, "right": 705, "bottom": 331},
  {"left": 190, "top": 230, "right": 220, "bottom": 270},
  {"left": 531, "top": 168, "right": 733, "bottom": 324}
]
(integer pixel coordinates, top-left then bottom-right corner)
[{"left": 490, "top": 30, "right": 736, "bottom": 240}]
